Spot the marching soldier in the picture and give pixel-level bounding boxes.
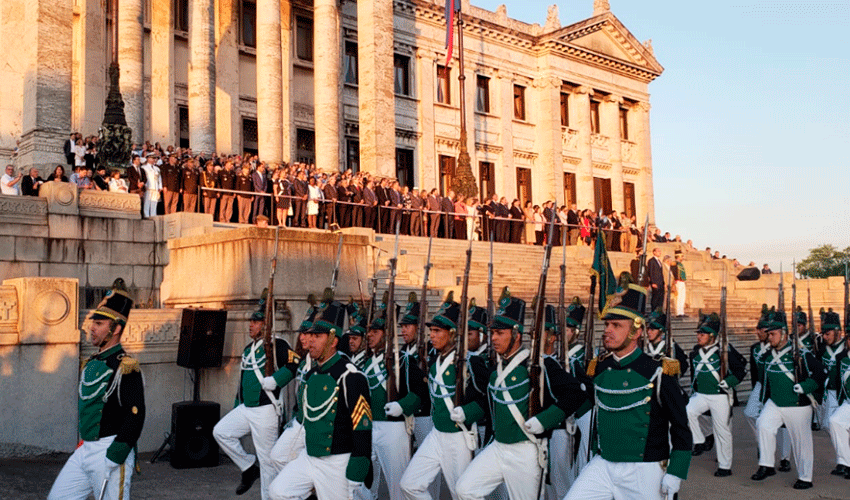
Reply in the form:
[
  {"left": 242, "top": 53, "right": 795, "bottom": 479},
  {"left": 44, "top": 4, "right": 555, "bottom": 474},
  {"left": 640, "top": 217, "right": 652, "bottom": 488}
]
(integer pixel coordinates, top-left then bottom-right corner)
[
  {"left": 565, "top": 276, "right": 692, "bottom": 500},
  {"left": 559, "top": 298, "right": 594, "bottom": 483},
  {"left": 347, "top": 309, "right": 369, "bottom": 370},
  {"left": 467, "top": 300, "right": 490, "bottom": 362},
  {"left": 269, "top": 300, "right": 373, "bottom": 500},
  {"left": 48, "top": 280, "right": 145, "bottom": 500},
  {"left": 454, "top": 288, "right": 586, "bottom": 500},
  {"left": 362, "top": 294, "right": 427, "bottom": 500},
  {"left": 751, "top": 309, "right": 825, "bottom": 489},
  {"left": 827, "top": 319, "right": 850, "bottom": 478},
  {"left": 794, "top": 307, "right": 815, "bottom": 351},
  {"left": 743, "top": 306, "right": 791, "bottom": 471},
  {"left": 213, "top": 297, "right": 301, "bottom": 499},
  {"left": 686, "top": 312, "right": 746, "bottom": 477},
  {"left": 400, "top": 294, "right": 489, "bottom": 499},
  {"left": 818, "top": 309, "right": 845, "bottom": 431},
  {"left": 644, "top": 309, "right": 688, "bottom": 373}
]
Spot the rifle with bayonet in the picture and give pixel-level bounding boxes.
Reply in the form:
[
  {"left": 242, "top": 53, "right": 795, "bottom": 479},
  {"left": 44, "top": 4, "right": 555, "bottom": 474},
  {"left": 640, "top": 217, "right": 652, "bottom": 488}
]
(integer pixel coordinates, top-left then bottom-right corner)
[
  {"left": 584, "top": 275, "right": 597, "bottom": 368},
  {"left": 845, "top": 263, "right": 849, "bottom": 334},
  {"left": 330, "top": 231, "right": 344, "bottom": 293},
  {"left": 664, "top": 264, "right": 673, "bottom": 358},
  {"left": 719, "top": 274, "right": 729, "bottom": 403},
  {"left": 417, "top": 233, "right": 434, "bottom": 374},
  {"left": 778, "top": 263, "right": 785, "bottom": 313},
  {"left": 807, "top": 281, "right": 818, "bottom": 352},
  {"left": 385, "top": 220, "right": 401, "bottom": 402},
  {"left": 263, "top": 226, "right": 281, "bottom": 376},
  {"left": 487, "top": 229, "right": 496, "bottom": 366},
  {"left": 791, "top": 263, "right": 801, "bottom": 384},
  {"left": 455, "top": 240, "right": 476, "bottom": 452},
  {"left": 558, "top": 230, "right": 568, "bottom": 371}
]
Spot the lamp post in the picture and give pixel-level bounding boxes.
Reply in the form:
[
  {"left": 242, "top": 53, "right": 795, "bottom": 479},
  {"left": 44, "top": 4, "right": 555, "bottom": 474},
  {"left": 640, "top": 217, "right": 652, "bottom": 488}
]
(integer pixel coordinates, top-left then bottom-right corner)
[
  {"left": 95, "top": 0, "right": 133, "bottom": 172},
  {"left": 450, "top": 9, "right": 478, "bottom": 200}
]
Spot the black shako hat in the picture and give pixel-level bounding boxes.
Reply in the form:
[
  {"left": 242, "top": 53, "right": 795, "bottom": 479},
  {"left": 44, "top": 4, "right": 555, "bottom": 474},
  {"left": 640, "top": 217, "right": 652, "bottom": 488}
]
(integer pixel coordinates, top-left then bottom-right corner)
[
  {"left": 490, "top": 287, "right": 526, "bottom": 333},
  {"left": 697, "top": 312, "right": 721, "bottom": 336},
  {"left": 369, "top": 291, "right": 390, "bottom": 331},
  {"left": 426, "top": 291, "right": 460, "bottom": 331},
  {"left": 820, "top": 308, "right": 841, "bottom": 333},
  {"left": 309, "top": 300, "right": 347, "bottom": 338},
  {"left": 399, "top": 292, "right": 421, "bottom": 325},
  {"left": 468, "top": 298, "right": 488, "bottom": 332},
  {"left": 91, "top": 278, "right": 134, "bottom": 325},
  {"left": 646, "top": 309, "right": 667, "bottom": 332},
  {"left": 566, "top": 297, "right": 585, "bottom": 328},
  {"left": 602, "top": 272, "right": 647, "bottom": 323}
]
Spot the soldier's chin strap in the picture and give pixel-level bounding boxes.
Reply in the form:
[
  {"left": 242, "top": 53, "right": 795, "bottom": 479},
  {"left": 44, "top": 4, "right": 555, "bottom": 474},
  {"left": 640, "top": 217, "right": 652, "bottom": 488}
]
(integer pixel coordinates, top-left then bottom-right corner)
[
  {"left": 98, "top": 323, "right": 121, "bottom": 350},
  {"left": 506, "top": 326, "right": 521, "bottom": 354},
  {"left": 319, "top": 332, "right": 338, "bottom": 363}
]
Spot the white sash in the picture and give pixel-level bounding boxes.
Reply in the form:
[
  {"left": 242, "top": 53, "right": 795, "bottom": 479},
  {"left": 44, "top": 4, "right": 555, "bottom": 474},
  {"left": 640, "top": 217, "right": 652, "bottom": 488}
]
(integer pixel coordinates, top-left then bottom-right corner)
[
  {"left": 433, "top": 351, "right": 478, "bottom": 451},
  {"left": 248, "top": 339, "right": 282, "bottom": 416},
  {"left": 769, "top": 345, "right": 819, "bottom": 408},
  {"left": 695, "top": 345, "right": 721, "bottom": 382},
  {"left": 365, "top": 354, "right": 387, "bottom": 391},
  {"left": 494, "top": 350, "right": 539, "bottom": 445}
]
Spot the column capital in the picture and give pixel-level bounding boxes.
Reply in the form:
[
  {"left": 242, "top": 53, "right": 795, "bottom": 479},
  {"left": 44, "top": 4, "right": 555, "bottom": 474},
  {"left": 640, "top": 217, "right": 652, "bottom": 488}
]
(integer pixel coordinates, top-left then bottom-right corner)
[
  {"left": 534, "top": 75, "right": 561, "bottom": 89},
  {"left": 634, "top": 101, "right": 651, "bottom": 113},
  {"left": 574, "top": 85, "right": 594, "bottom": 96},
  {"left": 603, "top": 94, "right": 623, "bottom": 105}
]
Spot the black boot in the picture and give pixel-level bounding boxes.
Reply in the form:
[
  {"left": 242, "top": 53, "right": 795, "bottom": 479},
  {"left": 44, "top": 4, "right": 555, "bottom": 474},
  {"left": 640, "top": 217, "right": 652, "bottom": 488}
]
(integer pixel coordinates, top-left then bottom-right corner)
[
  {"left": 714, "top": 468, "right": 732, "bottom": 477},
  {"left": 830, "top": 464, "right": 847, "bottom": 476},
  {"left": 703, "top": 434, "right": 715, "bottom": 451},
  {"left": 778, "top": 459, "right": 791, "bottom": 472},
  {"left": 691, "top": 442, "right": 706, "bottom": 456},
  {"left": 236, "top": 463, "right": 261, "bottom": 495},
  {"left": 751, "top": 466, "right": 776, "bottom": 481},
  {"left": 792, "top": 479, "right": 813, "bottom": 489}
]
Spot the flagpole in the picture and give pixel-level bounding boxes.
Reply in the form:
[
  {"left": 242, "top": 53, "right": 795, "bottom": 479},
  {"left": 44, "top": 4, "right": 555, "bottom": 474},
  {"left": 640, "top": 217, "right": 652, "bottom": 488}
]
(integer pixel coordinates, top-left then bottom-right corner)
[{"left": 451, "top": 2, "right": 477, "bottom": 199}]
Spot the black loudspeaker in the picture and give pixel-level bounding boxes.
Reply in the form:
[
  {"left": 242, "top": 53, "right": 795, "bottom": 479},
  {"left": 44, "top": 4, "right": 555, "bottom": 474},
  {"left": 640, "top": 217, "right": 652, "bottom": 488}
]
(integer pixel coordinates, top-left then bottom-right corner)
[
  {"left": 737, "top": 267, "right": 761, "bottom": 281},
  {"left": 177, "top": 309, "right": 227, "bottom": 368},
  {"left": 170, "top": 401, "right": 221, "bottom": 469}
]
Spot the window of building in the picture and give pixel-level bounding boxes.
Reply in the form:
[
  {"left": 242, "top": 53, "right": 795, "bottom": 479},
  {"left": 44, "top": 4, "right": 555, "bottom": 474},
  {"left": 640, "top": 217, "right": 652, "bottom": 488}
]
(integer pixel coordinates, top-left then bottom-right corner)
[
  {"left": 437, "top": 65, "right": 451, "bottom": 105},
  {"left": 516, "top": 167, "right": 532, "bottom": 206},
  {"left": 593, "top": 177, "right": 612, "bottom": 214},
  {"left": 295, "top": 16, "right": 313, "bottom": 62},
  {"left": 178, "top": 105, "right": 189, "bottom": 148},
  {"left": 564, "top": 172, "right": 577, "bottom": 207},
  {"left": 560, "top": 92, "right": 569, "bottom": 127},
  {"left": 241, "top": 0, "right": 256, "bottom": 48},
  {"left": 173, "top": 0, "right": 189, "bottom": 32},
  {"left": 396, "top": 149, "right": 414, "bottom": 188},
  {"left": 476, "top": 75, "right": 490, "bottom": 113},
  {"left": 590, "top": 100, "right": 600, "bottom": 134},
  {"left": 344, "top": 41, "right": 358, "bottom": 85},
  {"left": 242, "top": 118, "right": 258, "bottom": 155},
  {"left": 513, "top": 85, "right": 526, "bottom": 121},
  {"left": 296, "top": 128, "right": 315, "bottom": 164},
  {"left": 479, "top": 161, "right": 495, "bottom": 200},
  {"left": 619, "top": 107, "right": 629, "bottom": 140},
  {"left": 439, "top": 155, "right": 455, "bottom": 196},
  {"left": 623, "top": 182, "right": 636, "bottom": 217},
  {"left": 394, "top": 55, "right": 410, "bottom": 96},
  {"left": 346, "top": 139, "right": 360, "bottom": 173}
]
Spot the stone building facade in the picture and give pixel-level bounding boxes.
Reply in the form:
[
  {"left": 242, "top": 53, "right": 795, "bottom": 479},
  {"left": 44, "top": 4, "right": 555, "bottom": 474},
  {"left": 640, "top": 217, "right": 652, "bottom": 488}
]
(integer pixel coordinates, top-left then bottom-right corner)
[{"left": 0, "top": 0, "right": 662, "bottom": 218}]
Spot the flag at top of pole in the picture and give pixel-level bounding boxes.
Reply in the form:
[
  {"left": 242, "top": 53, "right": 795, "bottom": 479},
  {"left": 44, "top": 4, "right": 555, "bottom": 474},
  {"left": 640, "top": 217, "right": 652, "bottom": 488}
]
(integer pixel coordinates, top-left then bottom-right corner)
[{"left": 445, "top": 0, "right": 460, "bottom": 67}]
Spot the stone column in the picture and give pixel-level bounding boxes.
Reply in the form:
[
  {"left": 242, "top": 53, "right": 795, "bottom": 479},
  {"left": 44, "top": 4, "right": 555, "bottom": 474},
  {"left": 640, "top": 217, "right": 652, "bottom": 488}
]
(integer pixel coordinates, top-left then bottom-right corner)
[
  {"left": 16, "top": 0, "right": 73, "bottom": 172},
  {"left": 151, "top": 0, "right": 175, "bottom": 145},
  {"left": 313, "top": 0, "right": 340, "bottom": 170},
  {"left": 280, "top": 1, "right": 292, "bottom": 162},
  {"left": 573, "top": 86, "right": 594, "bottom": 209},
  {"left": 256, "top": 0, "right": 283, "bottom": 162},
  {"left": 634, "top": 101, "right": 655, "bottom": 222},
  {"left": 601, "top": 94, "right": 623, "bottom": 213},
  {"left": 119, "top": 0, "right": 145, "bottom": 143},
  {"left": 534, "top": 75, "right": 563, "bottom": 204},
  {"left": 497, "top": 70, "right": 515, "bottom": 197},
  {"left": 189, "top": 0, "right": 216, "bottom": 155},
  {"left": 215, "top": 0, "right": 239, "bottom": 154},
  {"left": 416, "top": 50, "right": 436, "bottom": 189},
  {"left": 73, "top": 0, "right": 107, "bottom": 137},
  {"left": 357, "top": 0, "right": 395, "bottom": 177}
]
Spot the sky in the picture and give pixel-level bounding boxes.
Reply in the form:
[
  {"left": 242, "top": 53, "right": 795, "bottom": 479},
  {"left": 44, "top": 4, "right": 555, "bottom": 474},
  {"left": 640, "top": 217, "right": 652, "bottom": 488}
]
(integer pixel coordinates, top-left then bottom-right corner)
[{"left": 472, "top": 0, "right": 850, "bottom": 270}]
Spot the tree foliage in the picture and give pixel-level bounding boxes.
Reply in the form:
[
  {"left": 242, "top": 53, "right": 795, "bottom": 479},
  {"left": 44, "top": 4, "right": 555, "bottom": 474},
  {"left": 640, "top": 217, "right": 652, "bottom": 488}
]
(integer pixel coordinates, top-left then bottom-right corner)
[{"left": 797, "top": 245, "right": 850, "bottom": 279}]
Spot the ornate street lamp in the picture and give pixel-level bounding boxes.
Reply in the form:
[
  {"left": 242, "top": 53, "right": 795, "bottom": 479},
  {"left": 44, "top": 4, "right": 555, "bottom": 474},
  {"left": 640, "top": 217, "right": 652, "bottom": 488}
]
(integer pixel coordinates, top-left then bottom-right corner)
[
  {"left": 95, "top": 0, "right": 133, "bottom": 172},
  {"left": 450, "top": 7, "right": 478, "bottom": 200}
]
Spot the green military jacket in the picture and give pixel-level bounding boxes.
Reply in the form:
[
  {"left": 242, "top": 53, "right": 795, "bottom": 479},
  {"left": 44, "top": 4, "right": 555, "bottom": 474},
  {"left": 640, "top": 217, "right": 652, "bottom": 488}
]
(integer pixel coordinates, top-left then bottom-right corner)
[
  {"left": 427, "top": 349, "right": 488, "bottom": 433},
  {"left": 689, "top": 343, "right": 746, "bottom": 395},
  {"left": 758, "top": 341, "right": 825, "bottom": 407},
  {"left": 837, "top": 352, "right": 850, "bottom": 405},
  {"left": 402, "top": 343, "right": 432, "bottom": 417},
  {"left": 301, "top": 352, "right": 372, "bottom": 482},
  {"left": 237, "top": 338, "right": 300, "bottom": 408},
  {"left": 290, "top": 356, "right": 312, "bottom": 424},
  {"left": 78, "top": 344, "right": 145, "bottom": 464},
  {"left": 363, "top": 350, "right": 425, "bottom": 421},
  {"left": 588, "top": 348, "right": 691, "bottom": 479},
  {"left": 462, "top": 348, "right": 585, "bottom": 445},
  {"left": 819, "top": 341, "right": 846, "bottom": 391}
]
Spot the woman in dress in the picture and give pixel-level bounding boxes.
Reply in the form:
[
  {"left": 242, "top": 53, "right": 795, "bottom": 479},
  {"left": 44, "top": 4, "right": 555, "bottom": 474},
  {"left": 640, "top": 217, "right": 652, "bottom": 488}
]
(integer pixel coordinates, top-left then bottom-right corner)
[
  {"left": 533, "top": 205, "right": 545, "bottom": 245},
  {"left": 523, "top": 200, "right": 535, "bottom": 245},
  {"left": 306, "top": 176, "right": 322, "bottom": 228},
  {"left": 509, "top": 199, "right": 524, "bottom": 244},
  {"left": 74, "top": 139, "right": 86, "bottom": 168},
  {"left": 108, "top": 170, "right": 128, "bottom": 193}
]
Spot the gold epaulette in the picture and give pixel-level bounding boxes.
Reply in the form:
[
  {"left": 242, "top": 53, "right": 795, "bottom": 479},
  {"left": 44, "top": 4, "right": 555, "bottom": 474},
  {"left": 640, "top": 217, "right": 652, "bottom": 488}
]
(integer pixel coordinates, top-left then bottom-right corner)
[
  {"left": 80, "top": 359, "right": 89, "bottom": 372},
  {"left": 587, "top": 357, "right": 598, "bottom": 377},
  {"left": 662, "top": 358, "right": 680, "bottom": 377},
  {"left": 119, "top": 355, "right": 140, "bottom": 375}
]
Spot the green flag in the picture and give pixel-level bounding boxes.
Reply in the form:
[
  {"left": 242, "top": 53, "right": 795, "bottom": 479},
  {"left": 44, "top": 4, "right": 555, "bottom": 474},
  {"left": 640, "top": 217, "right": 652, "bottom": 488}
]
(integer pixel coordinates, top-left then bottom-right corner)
[{"left": 591, "top": 230, "right": 616, "bottom": 313}]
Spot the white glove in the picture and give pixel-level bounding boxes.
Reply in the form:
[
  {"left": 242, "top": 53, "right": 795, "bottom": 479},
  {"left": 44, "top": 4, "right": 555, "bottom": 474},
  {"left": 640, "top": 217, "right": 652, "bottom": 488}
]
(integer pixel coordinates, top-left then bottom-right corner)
[
  {"left": 660, "top": 473, "right": 681, "bottom": 498},
  {"left": 524, "top": 416, "right": 544, "bottom": 435},
  {"left": 384, "top": 402, "right": 403, "bottom": 417},
  {"left": 450, "top": 407, "right": 466, "bottom": 423},
  {"left": 347, "top": 480, "right": 363, "bottom": 500},
  {"left": 104, "top": 457, "right": 121, "bottom": 478},
  {"left": 262, "top": 376, "right": 278, "bottom": 392},
  {"left": 717, "top": 379, "right": 730, "bottom": 391},
  {"left": 793, "top": 383, "right": 804, "bottom": 394}
]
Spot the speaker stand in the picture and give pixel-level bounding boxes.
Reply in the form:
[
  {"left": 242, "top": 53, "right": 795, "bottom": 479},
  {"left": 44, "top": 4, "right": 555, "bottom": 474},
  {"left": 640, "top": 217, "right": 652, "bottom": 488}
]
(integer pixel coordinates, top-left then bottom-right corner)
[
  {"left": 151, "top": 367, "right": 204, "bottom": 464},
  {"left": 149, "top": 431, "right": 172, "bottom": 464}
]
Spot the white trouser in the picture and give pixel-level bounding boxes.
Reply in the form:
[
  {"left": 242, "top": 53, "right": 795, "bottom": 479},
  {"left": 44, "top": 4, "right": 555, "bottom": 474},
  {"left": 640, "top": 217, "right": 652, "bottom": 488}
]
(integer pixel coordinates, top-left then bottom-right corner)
[
  {"left": 757, "top": 400, "right": 814, "bottom": 481},
  {"left": 142, "top": 191, "right": 158, "bottom": 217},
  {"left": 828, "top": 401, "right": 850, "bottom": 466},
  {"left": 456, "top": 440, "right": 542, "bottom": 500},
  {"left": 213, "top": 404, "right": 280, "bottom": 500},
  {"left": 401, "top": 428, "right": 472, "bottom": 500},
  {"left": 270, "top": 419, "right": 306, "bottom": 471},
  {"left": 413, "top": 415, "right": 440, "bottom": 499},
  {"left": 674, "top": 281, "right": 686, "bottom": 316},
  {"left": 575, "top": 411, "right": 592, "bottom": 473},
  {"left": 366, "top": 420, "right": 411, "bottom": 500},
  {"left": 564, "top": 455, "right": 666, "bottom": 500},
  {"left": 269, "top": 449, "right": 351, "bottom": 500},
  {"left": 744, "top": 384, "right": 790, "bottom": 461},
  {"left": 474, "top": 427, "right": 508, "bottom": 500},
  {"left": 686, "top": 393, "right": 733, "bottom": 469},
  {"left": 547, "top": 429, "right": 573, "bottom": 500},
  {"left": 817, "top": 390, "right": 839, "bottom": 431},
  {"left": 48, "top": 436, "right": 134, "bottom": 500}
]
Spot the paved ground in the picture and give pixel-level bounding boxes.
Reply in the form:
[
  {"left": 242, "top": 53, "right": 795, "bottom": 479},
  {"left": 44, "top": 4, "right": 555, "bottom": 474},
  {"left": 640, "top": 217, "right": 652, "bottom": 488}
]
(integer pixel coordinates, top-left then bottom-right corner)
[{"left": 2, "top": 415, "right": 849, "bottom": 500}]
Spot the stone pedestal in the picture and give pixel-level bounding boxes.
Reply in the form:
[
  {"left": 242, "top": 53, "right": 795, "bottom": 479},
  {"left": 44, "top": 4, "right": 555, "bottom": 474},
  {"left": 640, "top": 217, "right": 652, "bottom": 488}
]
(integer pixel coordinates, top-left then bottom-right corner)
[{"left": 189, "top": 0, "right": 216, "bottom": 155}]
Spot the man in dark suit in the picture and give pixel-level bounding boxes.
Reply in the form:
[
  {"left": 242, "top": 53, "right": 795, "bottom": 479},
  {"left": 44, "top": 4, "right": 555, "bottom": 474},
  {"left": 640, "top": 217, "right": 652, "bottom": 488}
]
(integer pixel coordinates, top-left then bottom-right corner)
[
  {"left": 495, "top": 197, "right": 511, "bottom": 242},
  {"left": 409, "top": 188, "right": 423, "bottom": 236},
  {"left": 126, "top": 155, "right": 147, "bottom": 217},
  {"left": 362, "top": 180, "right": 378, "bottom": 230},
  {"left": 181, "top": 159, "right": 200, "bottom": 213},
  {"left": 349, "top": 178, "right": 363, "bottom": 228},
  {"left": 251, "top": 163, "right": 267, "bottom": 222},
  {"left": 292, "top": 171, "right": 308, "bottom": 228},
  {"left": 567, "top": 204, "right": 580, "bottom": 245},
  {"left": 647, "top": 246, "right": 665, "bottom": 311},
  {"left": 217, "top": 161, "right": 236, "bottom": 222},
  {"left": 322, "top": 175, "right": 338, "bottom": 228},
  {"left": 64, "top": 133, "right": 77, "bottom": 167},
  {"left": 21, "top": 168, "right": 44, "bottom": 196},
  {"left": 440, "top": 190, "right": 454, "bottom": 239},
  {"left": 427, "top": 189, "right": 441, "bottom": 238},
  {"left": 388, "top": 181, "right": 402, "bottom": 234}
]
